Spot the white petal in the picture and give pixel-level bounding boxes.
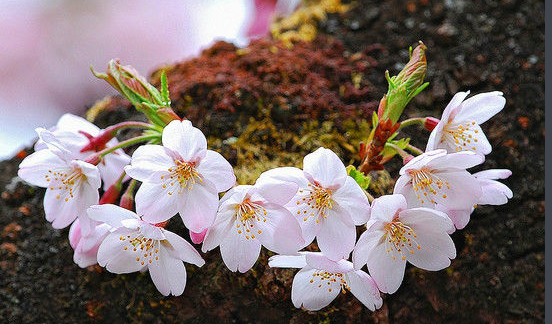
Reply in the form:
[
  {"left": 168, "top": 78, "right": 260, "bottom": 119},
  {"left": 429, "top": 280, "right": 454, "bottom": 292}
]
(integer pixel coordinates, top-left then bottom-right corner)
[
  {"left": 135, "top": 182, "right": 179, "bottom": 223},
  {"left": 352, "top": 228, "right": 385, "bottom": 270},
  {"left": 443, "top": 91, "right": 470, "bottom": 121},
  {"left": 305, "top": 253, "right": 353, "bottom": 273},
  {"left": 366, "top": 242, "right": 406, "bottom": 294},
  {"left": 303, "top": 147, "right": 347, "bottom": 189},
  {"left": 18, "top": 150, "right": 68, "bottom": 187},
  {"left": 346, "top": 270, "right": 383, "bottom": 311},
  {"left": 149, "top": 247, "right": 187, "bottom": 296},
  {"left": 370, "top": 194, "right": 407, "bottom": 223},
  {"left": 425, "top": 120, "right": 445, "bottom": 152},
  {"left": 139, "top": 223, "right": 166, "bottom": 240},
  {"left": 197, "top": 150, "right": 236, "bottom": 192},
  {"left": 268, "top": 254, "right": 307, "bottom": 268},
  {"left": 256, "top": 167, "right": 309, "bottom": 188},
  {"left": 176, "top": 179, "right": 219, "bottom": 233},
  {"left": 125, "top": 145, "right": 174, "bottom": 183},
  {"left": 333, "top": 177, "right": 371, "bottom": 225},
  {"left": 201, "top": 212, "right": 235, "bottom": 252},
  {"left": 473, "top": 169, "right": 512, "bottom": 180},
  {"left": 433, "top": 170, "right": 482, "bottom": 211},
  {"left": 478, "top": 179, "right": 513, "bottom": 205},
  {"left": 100, "top": 151, "right": 131, "bottom": 190},
  {"left": 56, "top": 113, "right": 100, "bottom": 135},
  {"left": 163, "top": 230, "right": 205, "bottom": 267},
  {"left": 87, "top": 204, "right": 140, "bottom": 228},
  {"left": 404, "top": 223, "right": 456, "bottom": 271},
  {"left": 444, "top": 209, "right": 472, "bottom": 230},
  {"left": 256, "top": 204, "right": 305, "bottom": 254},
  {"left": 97, "top": 229, "right": 143, "bottom": 273},
  {"left": 399, "top": 208, "right": 454, "bottom": 234},
  {"left": 219, "top": 228, "right": 262, "bottom": 273},
  {"left": 454, "top": 91, "right": 505, "bottom": 124},
  {"left": 427, "top": 151, "right": 484, "bottom": 171},
  {"left": 35, "top": 128, "right": 75, "bottom": 162},
  {"left": 73, "top": 160, "right": 101, "bottom": 190},
  {"left": 254, "top": 179, "right": 298, "bottom": 206},
  {"left": 291, "top": 268, "right": 340, "bottom": 311},
  {"left": 44, "top": 187, "right": 81, "bottom": 229},
  {"left": 316, "top": 206, "right": 356, "bottom": 261},
  {"left": 399, "top": 149, "right": 447, "bottom": 175},
  {"left": 162, "top": 120, "right": 207, "bottom": 162}
]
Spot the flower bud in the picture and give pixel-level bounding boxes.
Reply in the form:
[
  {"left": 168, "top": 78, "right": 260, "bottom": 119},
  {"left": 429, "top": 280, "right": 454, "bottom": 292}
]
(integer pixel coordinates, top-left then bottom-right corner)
[
  {"left": 395, "top": 42, "right": 427, "bottom": 95},
  {"left": 119, "top": 193, "right": 134, "bottom": 211},
  {"left": 99, "top": 181, "right": 122, "bottom": 205},
  {"left": 424, "top": 117, "right": 440, "bottom": 131},
  {"left": 157, "top": 107, "right": 181, "bottom": 124}
]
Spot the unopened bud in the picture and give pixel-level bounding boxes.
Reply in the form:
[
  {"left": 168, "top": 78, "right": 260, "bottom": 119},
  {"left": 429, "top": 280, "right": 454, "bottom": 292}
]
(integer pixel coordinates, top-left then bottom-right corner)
[
  {"left": 189, "top": 229, "right": 207, "bottom": 244},
  {"left": 99, "top": 181, "right": 122, "bottom": 205},
  {"left": 157, "top": 107, "right": 181, "bottom": 124},
  {"left": 395, "top": 42, "right": 427, "bottom": 95},
  {"left": 424, "top": 117, "right": 440, "bottom": 131},
  {"left": 119, "top": 193, "right": 134, "bottom": 211}
]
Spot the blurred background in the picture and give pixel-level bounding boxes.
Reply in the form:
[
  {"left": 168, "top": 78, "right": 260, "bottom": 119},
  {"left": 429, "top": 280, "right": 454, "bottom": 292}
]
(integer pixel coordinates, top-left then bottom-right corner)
[{"left": 0, "top": 0, "right": 297, "bottom": 160}]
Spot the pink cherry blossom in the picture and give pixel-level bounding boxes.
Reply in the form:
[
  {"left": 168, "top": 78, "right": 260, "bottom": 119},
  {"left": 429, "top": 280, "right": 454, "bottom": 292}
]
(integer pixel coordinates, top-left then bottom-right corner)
[
  {"left": 87, "top": 204, "right": 205, "bottom": 296},
  {"left": 125, "top": 120, "right": 236, "bottom": 233},
  {"left": 426, "top": 91, "right": 506, "bottom": 155},
  {"left": 18, "top": 128, "right": 101, "bottom": 232},
  {"left": 202, "top": 180, "right": 304, "bottom": 273},
  {"left": 69, "top": 218, "right": 111, "bottom": 268},
  {"left": 393, "top": 149, "right": 483, "bottom": 214},
  {"left": 256, "top": 147, "right": 371, "bottom": 261},
  {"left": 35, "top": 114, "right": 130, "bottom": 189},
  {"left": 353, "top": 194, "right": 456, "bottom": 294},
  {"left": 269, "top": 252, "right": 382, "bottom": 311}
]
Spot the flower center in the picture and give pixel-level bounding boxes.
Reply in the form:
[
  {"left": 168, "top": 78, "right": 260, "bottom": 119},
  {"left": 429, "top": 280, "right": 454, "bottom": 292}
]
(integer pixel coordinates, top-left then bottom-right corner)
[
  {"left": 235, "top": 199, "right": 266, "bottom": 240},
  {"left": 161, "top": 160, "right": 201, "bottom": 195},
  {"left": 310, "top": 271, "right": 350, "bottom": 293},
  {"left": 119, "top": 233, "right": 161, "bottom": 266},
  {"left": 383, "top": 220, "right": 420, "bottom": 260},
  {"left": 296, "top": 183, "right": 334, "bottom": 224},
  {"left": 45, "top": 167, "right": 85, "bottom": 202},
  {"left": 443, "top": 120, "right": 479, "bottom": 152},
  {"left": 409, "top": 168, "right": 451, "bottom": 204}
]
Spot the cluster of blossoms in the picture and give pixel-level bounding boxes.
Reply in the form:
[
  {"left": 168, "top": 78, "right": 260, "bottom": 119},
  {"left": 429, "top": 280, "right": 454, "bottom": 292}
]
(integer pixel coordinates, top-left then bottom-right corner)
[{"left": 17, "top": 46, "right": 512, "bottom": 311}]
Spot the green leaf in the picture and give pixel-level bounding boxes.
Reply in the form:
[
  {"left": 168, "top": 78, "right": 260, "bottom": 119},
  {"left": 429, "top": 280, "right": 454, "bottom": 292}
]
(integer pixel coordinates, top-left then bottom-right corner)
[
  {"left": 346, "top": 165, "right": 371, "bottom": 190},
  {"left": 381, "top": 137, "right": 411, "bottom": 159},
  {"left": 160, "top": 71, "right": 170, "bottom": 105},
  {"left": 371, "top": 111, "right": 378, "bottom": 128}
]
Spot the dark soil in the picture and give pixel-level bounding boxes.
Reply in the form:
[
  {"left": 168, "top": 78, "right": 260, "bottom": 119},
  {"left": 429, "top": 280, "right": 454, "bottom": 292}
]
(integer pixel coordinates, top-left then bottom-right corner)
[{"left": 0, "top": 0, "right": 544, "bottom": 323}]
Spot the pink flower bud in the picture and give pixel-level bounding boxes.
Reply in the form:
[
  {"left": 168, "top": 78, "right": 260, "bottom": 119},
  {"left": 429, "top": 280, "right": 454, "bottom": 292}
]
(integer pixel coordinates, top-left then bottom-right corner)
[
  {"left": 99, "top": 181, "right": 122, "bottom": 205},
  {"left": 157, "top": 107, "right": 181, "bottom": 124},
  {"left": 424, "top": 117, "right": 440, "bottom": 131}
]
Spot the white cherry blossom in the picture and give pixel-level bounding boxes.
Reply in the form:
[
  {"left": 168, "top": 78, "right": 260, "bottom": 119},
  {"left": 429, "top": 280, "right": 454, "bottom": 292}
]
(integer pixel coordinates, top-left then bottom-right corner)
[
  {"left": 18, "top": 128, "right": 101, "bottom": 233},
  {"left": 125, "top": 120, "right": 235, "bottom": 233},
  {"left": 256, "top": 147, "right": 371, "bottom": 261},
  {"left": 353, "top": 194, "right": 456, "bottom": 294},
  {"left": 35, "top": 113, "right": 130, "bottom": 189},
  {"left": 87, "top": 204, "right": 205, "bottom": 296},
  {"left": 69, "top": 218, "right": 111, "bottom": 268},
  {"left": 202, "top": 180, "right": 305, "bottom": 273},
  {"left": 426, "top": 91, "right": 506, "bottom": 155},
  {"left": 269, "top": 252, "right": 382, "bottom": 311}
]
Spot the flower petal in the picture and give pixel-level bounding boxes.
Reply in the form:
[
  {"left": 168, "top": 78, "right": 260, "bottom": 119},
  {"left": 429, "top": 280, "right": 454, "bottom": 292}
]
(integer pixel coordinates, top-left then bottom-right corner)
[
  {"left": 268, "top": 254, "right": 307, "bottom": 268},
  {"left": 370, "top": 194, "right": 407, "bottom": 223},
  {"left": 256, "top": 203, "right": 305, "bottom": 254},
  {"left": 346, "top": 270, "right": 383, "bottom": 311},
  {"left": 56, "top": 113, "right": 100, "bottom": 135},
  {"left": 135, "top": 182, "right": 179, "bottom": 223},
  {"left": 201, "top": 210, "right": 236, "bottom": 252},
  {"left": 254, "top": 178, "right": 298, "bottom": 206},
  {"left": 316, "top": 206, "right": 356, "bottom": 261},
  {"left": 18, "top": 150, "right": 68, "bottom": 187},
  {"left": 365, "top": 241, "right": 406, "bottom": 294},
  {"left": 162, "top": 120, "right": 207, "bottom": 162},
  {"left": 100, "top": 150, "right": 131, "bottom": 190},
  {"left": 352, "top": 228, "right": 385, "bottom": 270},
  {"left": 404, "top": 219, "right": 456, "bottom": 271},
  {"left": 291, "top": 268, "right": 340, "bottom": 311},
  {"left": 478, "top": 179, "right": 513, "bottom": 205},
  {"left": 125, "top": 145, "right": 174, "bottom": 183},
  {"left": 219, "top": 227, "right": 262, "bottom": 273},
  {"left": 87, "top": 204, "right": 140, "bottom": 228},
  {"left": 333, "top": 177, "right": 371, "bottom": 225},
  {"left": 305, "top": 253, "right": 353, "bottom": 273},
  {"left": 473, "top": 169, "right": 512, "bottom": 180},
  {"left": 163, "top": 230, "right": 205, "bottom": 267},
  {"left": 176, "top": 179, "right": 219, "bottom": 233},
  {"left": 303, "top": 147, "right": 347, "bottom": 189},
  {"left": 426, "top": 151, "right": 484, "bottom": 171},
  {"left": 256, "top": 167, "right": 309, "bottom": 188},
  {"left": 197, "top": 150, "right": 235, "bottom": 192},
  {"left": 454, "top": 91, "right": 505, "bottom": 124},
  {"left": 149, "top": 247, "right": 187, "bottom": 296},
  {"left": 97, "top": 229, "right": 143, "bottom": 273}
]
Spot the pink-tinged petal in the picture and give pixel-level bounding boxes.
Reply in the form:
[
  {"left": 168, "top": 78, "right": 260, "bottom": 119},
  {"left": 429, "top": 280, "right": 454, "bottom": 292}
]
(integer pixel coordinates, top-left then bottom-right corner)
[
  {"left": 197, "top": 150, "right": 235, "bottom": 192},
  {"left": 346, "top": 270, "right": 383, "bottom": 311},
  {"left": 36, "top": 130, "right": 89, "bottom": 158},
  {"left": 148, "top": 247, "right": 187, "bottom": 296},
  {"left": 219, "top": 185, "right": 253, "bottom": 207},
  {"left": 371, "top": 194, "right": 407, "bottom": 223},
  {"left": 73, "top": 245, "right": 100, "bottom": 268},
  {"left": 400, "top": 208, "right": 454, "bottom": 234},
  {"left": 35, "top": 128, "right": 74, "bottom": 162},
  {"left": 73, "top": 160, "right": 101, "bottom": 190},
  {"left": 162, "top": 120, "right": 207, "bottom": 162},
  {"left": 288, "top": 192, "right": 323, "bottom": 247},
  {"left": 291, "top": 268, "right": 341, "bottom": 311},
  {"left": 333, "top": 177, "right": 371, "bottom": 225},
  {"left": 443, "top": 91, "right": 470, "bottom": 121},
  {"left": 425, "top": 93, "right": 468, "bottom": 152},
  {"left": 163, "top": 230, "right": 205, "bottom": 267},
  {"left": 427, "top": 151, "right": 484, "bottom": 171},
  {"left": 176, "top": 179, "right": 219, "bottom": 233},
  {"left": 268, "top": 254, "right": 307, "bottom": 268},
  {"left": 352, "top": 229, "right": 385, "bottom": 270},
  {"left": 189, "top": 229, "right": 207, "bottom": 244},
  {"left": 135, "top": 182, "right": 179, "bottom": 224},
  {"left": 18, "top": 150, "right": 68, "bottom": 187},
  {"left": 365, "top": 242, "right": 406, "bottom": 294},
  {"left": 100, "top": 151, "right": 131, "bottom": 190},
  {"left": 303, "top": 147, "right": 347, "bottom": 189},
  {"left": 404, "top": 223, "right": 456, "bottom": 271},
  {"left": 443, "top": 209, "right": 472, "bottom": 231},
  {"left": 68, "top": 219, "right": 82, "bottom": 249},
  {"left": 56, "top": 113, "right": 101, "bottom": 135},
  {"left": 44, "top": 188, "right": 81, "bottom": 229},
  {"left": 425, "top": 120, "right": 446, "bottom": 152},
  {"left": 305, "top": 253, "right": 353, "bottom": 273},
  {"left": 125, "top": 145, "right": 174, "bottom": 183},
  {"left": 399, "top": 149, "right": 447, "bottom": 175},
  {"left": 473, "top": 169, "right": 512, "bottom": 180},
  {"left": 97, "top": 229, "right": 143, "bottom": 273},
  {"left": 87, "top": 204, "right": 139, "bottom": 228},
  {"left": 478, "top": 179, "right": 513, "bottom": 205},
  {"left": 316, "top": 206, "right": 356, "bottom": 261},
  {"left": 219, "top": 227, "right": 262, "bottom": 273},
  {"left": 139, "top": 223, "right": 166, "bottom": 240},
  {"left": 80, "top": 223, "right": 111, "bottom": 252},
  {"left": 202, "top": 210, "right": 236, "bottom": 252},
  {"left": 254, "top": 179, "right": 298, "bottom": 206},
  {"left": 454, "top": 91, "right": 505, "bottom": 124},
  {"left": 257, "top": 167, "right": 309, "bottom": 188},
  {"left": 433, "top": 170, "right": 482, "bottom": 211},
  {"left": 256, "top": 203, "right": 304, "bottom": 254}
]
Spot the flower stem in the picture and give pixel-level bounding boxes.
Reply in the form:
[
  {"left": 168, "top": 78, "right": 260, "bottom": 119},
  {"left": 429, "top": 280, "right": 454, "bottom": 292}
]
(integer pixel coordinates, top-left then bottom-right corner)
[
  {"left": 405, "top": 144, "right": 424, "bottom": 156},
  {"left": 398, "top": 117, "right": 425, "bottom": 129},
  {"left": 386, "top": 143, "right": 413, "bottom": 163},
  {"left": 98, "top": 134, "right": 161, "bottom": 158},
  {"left": 363, "top": 190, "right": 374, "bottom": 203}
]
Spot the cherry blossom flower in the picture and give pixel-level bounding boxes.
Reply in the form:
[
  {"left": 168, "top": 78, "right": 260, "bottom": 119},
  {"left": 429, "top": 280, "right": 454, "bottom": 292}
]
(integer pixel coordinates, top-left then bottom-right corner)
[
  {"left": 18, "top": 128, "right": 101, "bottom": 232},
  {"left": 125, "top": 120, "right": 235, "bottom": 233},
  {"left": 35, "top": 113, "right": 130, "bottom": 189},
  {"left": 256, "top": 147, "right": 371, "bottom": 261},
  {"left": 69, "top": 219, "right": 111, "bottom": 268},
  {"left": 393, "top": 149, "right": 483, "bottom": 214},
  {"left": 268, "top": 252, "right": 382, "bottom": 311},
  {"left": 426, "top": 91, "right": 506, "bottom": 155},
  {"left": 353, "top": 194, "right": 456, "bottom": 294},
  {"left": 443, "top": 169, "right": 513, "bottom": 231},
  {"left": 87, "top": 204, "right": 205, "bottom": 296},
  {"left": 202, "top": 180, "right": 304, "bottom": 273}
]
